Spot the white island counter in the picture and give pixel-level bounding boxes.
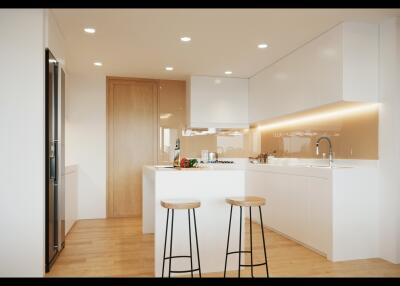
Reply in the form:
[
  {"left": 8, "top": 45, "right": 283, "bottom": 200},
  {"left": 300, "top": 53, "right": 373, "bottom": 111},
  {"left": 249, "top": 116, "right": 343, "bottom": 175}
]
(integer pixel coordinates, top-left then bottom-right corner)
[{"left": 142, "top": 165, "right": 246, "bottom": 277}]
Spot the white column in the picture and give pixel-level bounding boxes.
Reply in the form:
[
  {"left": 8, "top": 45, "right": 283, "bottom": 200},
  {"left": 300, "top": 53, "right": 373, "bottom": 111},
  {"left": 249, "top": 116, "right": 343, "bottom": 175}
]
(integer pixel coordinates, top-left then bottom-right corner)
[
  {"left": 378, "top": 16, "right": 400, "bottom": 264},
  {"left": 0, "top": 9, "right": 46, "bottom": 277}
]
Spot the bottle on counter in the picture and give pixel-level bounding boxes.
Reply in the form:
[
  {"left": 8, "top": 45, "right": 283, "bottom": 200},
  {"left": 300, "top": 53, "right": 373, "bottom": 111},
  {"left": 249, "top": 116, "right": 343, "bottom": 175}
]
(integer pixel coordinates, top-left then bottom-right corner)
[
  {"left": 201, "top": 150, "right": 209, "bottom": 163},
  {"left": 173, "top": 138, "right": 181, "bottom": 168}
]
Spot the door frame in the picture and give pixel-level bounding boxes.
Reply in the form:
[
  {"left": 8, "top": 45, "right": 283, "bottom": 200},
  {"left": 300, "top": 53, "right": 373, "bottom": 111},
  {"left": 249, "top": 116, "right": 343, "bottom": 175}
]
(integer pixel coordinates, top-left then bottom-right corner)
[{"left": 106, "top": 76, "right": 159, "bottom": 218}]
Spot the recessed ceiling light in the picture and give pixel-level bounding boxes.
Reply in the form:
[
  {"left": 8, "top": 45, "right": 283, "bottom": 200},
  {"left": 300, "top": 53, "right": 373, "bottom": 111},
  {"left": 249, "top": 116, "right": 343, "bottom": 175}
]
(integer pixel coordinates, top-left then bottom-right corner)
[
  {"left": 93, "top": 62, "right": 102, "bottom": 66},
  {"left": 258, "top": 43, "right": 268, "bottom": 49},
  {"left": 224, "top": 71, "right": 232, "bottom": 75},
  {"left": 180, "top": 36, "right": 191, "bottom": 42},
  {"left": 84, "top": 27, "right": 96, "bottom": 34},
  {"left": 165, "top": 66, "right": 174, "bottom": 71}
]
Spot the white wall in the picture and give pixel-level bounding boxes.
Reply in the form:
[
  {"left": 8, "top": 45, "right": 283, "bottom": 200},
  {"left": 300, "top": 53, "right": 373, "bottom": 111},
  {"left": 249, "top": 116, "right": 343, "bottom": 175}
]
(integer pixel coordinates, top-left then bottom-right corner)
[
  {"left": 44, "top": 9, "right": 67, "bottom": 68},
  {"left": 65, "top": 73, "right": 107, "bottom": 219},
  {"left": 378, "top": 17, "right": 400, "bottom": 264},
  {"left": 0, "top": 9, "right": 45, "bottom": 277}
]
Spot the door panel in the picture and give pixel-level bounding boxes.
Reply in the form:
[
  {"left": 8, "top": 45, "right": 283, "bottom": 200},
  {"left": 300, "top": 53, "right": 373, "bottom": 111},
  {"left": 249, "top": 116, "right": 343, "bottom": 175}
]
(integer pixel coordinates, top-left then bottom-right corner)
[
  {"left": 45, "top": 49, "right": 59, "bottom": 270},
  {"left": 108, "top": 78, "right": 158, "bottom": 217}
]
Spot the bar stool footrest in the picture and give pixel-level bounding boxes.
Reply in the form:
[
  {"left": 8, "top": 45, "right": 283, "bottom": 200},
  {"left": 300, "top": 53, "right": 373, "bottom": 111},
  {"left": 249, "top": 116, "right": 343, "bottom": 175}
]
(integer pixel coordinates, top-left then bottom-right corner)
[
  {"left": 164, "top": 255, "right": 192, "bottom": 260},
  {"left": 240, "top": 262, "right": 268, "bottom": 267},
  {"left": 170, "top": 268, "right": 200, "bottom": 274},
  {"left": 226, "top": 250, "right": 251, "bottom": 255}
]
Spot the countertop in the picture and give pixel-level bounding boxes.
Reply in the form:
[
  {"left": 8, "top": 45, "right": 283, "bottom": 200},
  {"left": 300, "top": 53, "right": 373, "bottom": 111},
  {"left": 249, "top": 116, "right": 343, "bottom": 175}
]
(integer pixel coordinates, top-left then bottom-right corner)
[
  {"left": 144, "top": 165, "right": 244, "bottom": 172},
  {"left": 144, "top": 158, "right": 377, "bottom": 176}
]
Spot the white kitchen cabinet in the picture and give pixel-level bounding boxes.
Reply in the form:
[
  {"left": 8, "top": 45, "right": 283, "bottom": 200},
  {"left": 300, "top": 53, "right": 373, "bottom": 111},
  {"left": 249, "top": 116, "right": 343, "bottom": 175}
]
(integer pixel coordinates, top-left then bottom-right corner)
[
  {"left": 287, "top": 176, "right": 308, "bottom": 243},
  {"left": 246, "top": 167, "right": 331, "bottom": 256},
  {"left": 246, "top": 164, "right": 378, "bottom": 261},
  {"left": 249, "top": 22, "right": 379, "bottom": 123},
  {"left": 186, "top": 75, "right": 249, "bottom": 128},
  {"left": 248, "top": 170, "right": 329, "bottom": 254},
  {"left": 248, "top": 171, "right": 280, "bottom": 229},
  {"left": 305, "top": 176, "right": 330, "bottom": 254}
]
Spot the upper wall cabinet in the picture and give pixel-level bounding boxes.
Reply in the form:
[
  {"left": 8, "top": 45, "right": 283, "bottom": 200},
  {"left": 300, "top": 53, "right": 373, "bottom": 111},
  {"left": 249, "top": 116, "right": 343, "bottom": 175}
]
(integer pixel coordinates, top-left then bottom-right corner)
[
  {"left": 186, "top": 76, "right": 249, "bottom": 128},
  {"left": 249, "top": 22, "right": 379, "bottom": 123}
]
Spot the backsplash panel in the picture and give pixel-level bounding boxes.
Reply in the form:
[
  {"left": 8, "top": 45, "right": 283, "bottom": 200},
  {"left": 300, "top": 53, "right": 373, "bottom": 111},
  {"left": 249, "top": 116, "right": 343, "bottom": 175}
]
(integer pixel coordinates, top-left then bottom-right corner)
[
  {"left": 180, "top": 130, "right": 258, "bottom": 159},
  {"left": 259, "top": 105, "right": 379, "bottom": 159},
  {"left": 158, "top": 80, "right": 378, "bottom": 162}
]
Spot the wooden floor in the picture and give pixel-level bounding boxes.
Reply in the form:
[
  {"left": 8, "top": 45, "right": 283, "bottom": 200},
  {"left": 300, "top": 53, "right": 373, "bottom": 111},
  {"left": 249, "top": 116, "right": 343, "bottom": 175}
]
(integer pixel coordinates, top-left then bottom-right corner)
[{"left": 47, "top": 217, "right": 400, "bottom": 277}]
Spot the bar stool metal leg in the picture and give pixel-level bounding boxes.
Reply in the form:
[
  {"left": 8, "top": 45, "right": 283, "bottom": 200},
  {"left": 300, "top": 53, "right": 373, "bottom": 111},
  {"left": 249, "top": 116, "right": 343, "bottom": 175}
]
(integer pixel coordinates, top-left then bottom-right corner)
[
  {"left": 238, "top": 206, "right": 242, "bottom": 278},
  {"left": 188, "top": 209, "right": 193, "bottom": 278},
  {"left": 259, "top": 206, "right": 270, "bottom": 278},
  {"left": 168, "top": 209, "right": 174, "bottom": 278},
  {"left": 249, "top": 206, "right": 254, "bottom": 278},
  {"left": 223, "top": 205, "right": 233, "bottom": 277},
  {"left": 193, "top": 209, "right": 201, "bottom": 277},
  {"left": 161, "top": 209, "right": 170, "bottom": 278}
]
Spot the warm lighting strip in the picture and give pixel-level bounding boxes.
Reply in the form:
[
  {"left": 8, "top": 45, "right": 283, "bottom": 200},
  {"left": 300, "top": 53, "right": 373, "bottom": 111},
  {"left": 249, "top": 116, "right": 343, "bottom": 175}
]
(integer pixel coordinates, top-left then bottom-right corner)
[
  {"left": 257, "top": 103, "right": 380, "bottom": 131},
  {"left": 160, "top": 113, "right": 172, "bottom": 119}
]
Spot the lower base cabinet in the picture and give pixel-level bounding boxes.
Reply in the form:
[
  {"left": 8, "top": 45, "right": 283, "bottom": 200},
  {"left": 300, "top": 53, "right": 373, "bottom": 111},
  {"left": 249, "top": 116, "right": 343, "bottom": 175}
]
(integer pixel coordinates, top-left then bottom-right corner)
[{"left": 246, "top": 170, "right": 330, "bottom": 256}]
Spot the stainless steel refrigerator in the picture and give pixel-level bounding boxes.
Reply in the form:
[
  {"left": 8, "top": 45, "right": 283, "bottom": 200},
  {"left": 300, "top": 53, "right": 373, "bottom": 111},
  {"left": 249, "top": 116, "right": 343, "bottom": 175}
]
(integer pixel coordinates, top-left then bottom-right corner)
[{"left": 45, "top": 49, "right": 65, "bottom": 272}]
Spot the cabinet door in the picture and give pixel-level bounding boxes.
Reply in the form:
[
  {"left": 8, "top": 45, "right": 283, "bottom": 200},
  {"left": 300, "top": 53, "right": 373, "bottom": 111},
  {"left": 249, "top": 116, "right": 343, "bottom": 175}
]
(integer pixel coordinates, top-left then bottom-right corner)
[
  {"left": 272, "top": 173, "right": 288, "bottom": 235},
  {"left": 188, "top": 76, "right": 249, "bottom": 128},
  {"left": 286, "top": 175, "right": 308, "bottom": 242},
  {"left": 246, "top": 171, "right": 279, "bottom": 229},
  {"left": 248, "top": 25, "right": 342, "bottom": 122},
  {"left": 262, "top": 172, "right": 280, "bottom": 228},
  {"left": 306, "top": 177, "right": 330, "bottom": 254},
  {"left": 246, "top": 171, "right": 271, "bottom": 226}
]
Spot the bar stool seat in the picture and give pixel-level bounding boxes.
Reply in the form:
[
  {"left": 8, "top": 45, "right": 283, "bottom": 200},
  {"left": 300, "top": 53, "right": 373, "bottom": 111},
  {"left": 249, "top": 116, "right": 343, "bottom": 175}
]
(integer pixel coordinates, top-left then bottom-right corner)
[
  {"left": 225, "top": 196, "right": 265, "bottom": 207},
  {"left": 161, "top": 200, "right": 201, "bottom": 209}
]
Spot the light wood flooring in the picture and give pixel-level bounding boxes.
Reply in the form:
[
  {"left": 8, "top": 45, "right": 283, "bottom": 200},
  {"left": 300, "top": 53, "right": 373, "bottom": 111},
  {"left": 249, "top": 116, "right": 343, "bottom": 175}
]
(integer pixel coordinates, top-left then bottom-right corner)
[{"left": 47, "top": 217, "right": 400, "bottom": 277}]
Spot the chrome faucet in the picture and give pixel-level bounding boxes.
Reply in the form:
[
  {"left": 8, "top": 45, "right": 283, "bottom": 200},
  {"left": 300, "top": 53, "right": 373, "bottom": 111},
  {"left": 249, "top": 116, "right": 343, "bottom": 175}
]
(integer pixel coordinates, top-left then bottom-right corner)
[{"left": 316, "top": 136, "right": 334, "bottom": 167}]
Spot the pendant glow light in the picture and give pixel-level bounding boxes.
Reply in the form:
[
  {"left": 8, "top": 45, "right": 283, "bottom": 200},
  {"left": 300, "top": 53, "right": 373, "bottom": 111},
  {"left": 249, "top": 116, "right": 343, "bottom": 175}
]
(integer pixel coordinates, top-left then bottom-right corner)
[{"left": 257, "top": 103, "right": 380, "bottom": 131}]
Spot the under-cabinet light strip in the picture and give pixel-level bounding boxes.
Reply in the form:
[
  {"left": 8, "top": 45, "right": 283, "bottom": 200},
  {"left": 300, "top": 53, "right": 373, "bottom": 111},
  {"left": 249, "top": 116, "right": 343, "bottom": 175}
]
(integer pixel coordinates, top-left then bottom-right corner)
[{"left": 257, "top": 103, "right": 380, "bottom": 131}]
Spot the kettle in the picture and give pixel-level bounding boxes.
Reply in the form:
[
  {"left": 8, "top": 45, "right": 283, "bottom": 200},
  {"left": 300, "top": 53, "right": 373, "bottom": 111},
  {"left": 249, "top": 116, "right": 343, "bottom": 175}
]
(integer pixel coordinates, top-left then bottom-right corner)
[{"left": 208, "top": 152, "right": 218, "bottom": 162}]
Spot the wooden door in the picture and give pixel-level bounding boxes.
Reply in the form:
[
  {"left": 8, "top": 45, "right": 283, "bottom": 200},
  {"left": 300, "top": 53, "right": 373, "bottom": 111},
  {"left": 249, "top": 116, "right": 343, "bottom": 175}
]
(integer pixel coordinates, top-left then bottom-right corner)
[{"left": 107, "top": 77, "right": 158, "bottom": 217}]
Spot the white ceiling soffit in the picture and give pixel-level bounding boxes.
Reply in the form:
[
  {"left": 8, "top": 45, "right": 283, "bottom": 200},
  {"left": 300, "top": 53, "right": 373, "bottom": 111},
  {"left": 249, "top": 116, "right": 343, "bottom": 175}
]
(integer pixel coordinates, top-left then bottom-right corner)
[{"left": 52, "top": 8, "right": 400, "bottom": 80}]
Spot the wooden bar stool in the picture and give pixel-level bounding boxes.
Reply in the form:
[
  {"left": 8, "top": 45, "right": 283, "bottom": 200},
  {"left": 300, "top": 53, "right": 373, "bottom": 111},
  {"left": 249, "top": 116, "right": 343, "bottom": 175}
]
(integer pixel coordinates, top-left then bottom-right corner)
[
  {"left": 223, "top": 196, "right": 270, "bottom": 278},
  {"left": 161, "top": 199, "right": 202, "bottom": 278}
]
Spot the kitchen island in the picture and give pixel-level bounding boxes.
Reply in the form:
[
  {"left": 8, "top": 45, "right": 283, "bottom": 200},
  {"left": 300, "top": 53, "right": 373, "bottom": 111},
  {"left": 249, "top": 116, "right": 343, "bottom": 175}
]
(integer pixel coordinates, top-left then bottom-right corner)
[
  {"left": 142, "top": 165, "right": 246, "bottom": 277},
  {"left": 143, "top": 159, "right": 380, "bottom": 276}
]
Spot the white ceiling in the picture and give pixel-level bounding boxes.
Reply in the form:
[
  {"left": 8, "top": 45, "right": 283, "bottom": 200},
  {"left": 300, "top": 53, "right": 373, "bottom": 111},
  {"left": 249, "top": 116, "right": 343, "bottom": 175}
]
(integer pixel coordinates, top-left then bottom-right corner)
[{"left": 52, "top": 9, "right": 400, "bottom": 80}]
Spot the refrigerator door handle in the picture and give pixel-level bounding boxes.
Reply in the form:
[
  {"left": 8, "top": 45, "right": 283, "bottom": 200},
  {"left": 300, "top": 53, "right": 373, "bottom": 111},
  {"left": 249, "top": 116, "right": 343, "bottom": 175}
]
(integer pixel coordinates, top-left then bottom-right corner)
[
  {"left": 53, "top": 142, "right": 58, "bottom": 185},
  {"left": 50, "top": 142, "right": 56, "bottom": 181}
]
